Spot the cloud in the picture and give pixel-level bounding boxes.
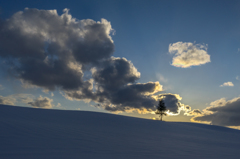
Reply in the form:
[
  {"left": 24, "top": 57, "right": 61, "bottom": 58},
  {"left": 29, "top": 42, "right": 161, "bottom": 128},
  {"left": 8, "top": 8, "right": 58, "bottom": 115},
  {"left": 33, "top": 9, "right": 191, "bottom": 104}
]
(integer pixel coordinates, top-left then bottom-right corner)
[
  {"left": 28, "top": 96, "right": 53, "bottom": 109},
  {"left": 0, "top": 8, "right": 191, "bottom": 115},
  {"left": 0, "top": 94, "right": 56, "bottom": 109},
  {"left": 0, "top": 94, "right": 34, "bottom": 106},
  {"left": 0, "top": 94, "right": 57, "bottom": 109},
  {"left": 0, "top": 8, "right": 114, "bottom": 91},
  {"left": 169, "top": 42, "right": 210, "bottom": 68},
  {"left": 220, "top": 82, "right": 234, "bottom": 87},
  {"left": 236, "top": 76, "right": 239, "bottom": 80},
  {"left": 65, "top": 57, "right": 165, "bottom": 114},
  {"left": 20, "top": 80, "right": 39, "bottom": 89},
  {"left": 185, "top": 109, "right": 202, "bottom": 116},
  {"left": 92, "top": 57, "right": 141, "bottom": 91},
  {"left": 0, "top": 95, "right": 16, "bottom": 105},
  {"left": 192, "top": 97, "right": 240, "bottom": 126},
  {"left": 153, "top": 93, "right": 191, "bottom": 115},
  {"left": 66, "top": 63, "right": 163, "bottom": 113},
  {"left": 102, "top": 82, "right": 163, "bottom": 113}
]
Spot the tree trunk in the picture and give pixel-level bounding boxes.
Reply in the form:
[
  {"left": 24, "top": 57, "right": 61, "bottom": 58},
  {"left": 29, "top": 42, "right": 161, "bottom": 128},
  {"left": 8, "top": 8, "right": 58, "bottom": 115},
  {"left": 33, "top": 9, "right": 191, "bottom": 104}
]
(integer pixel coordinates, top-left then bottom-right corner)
[{"left": 160, "top": 111, "right": 163, "bottom": 121}]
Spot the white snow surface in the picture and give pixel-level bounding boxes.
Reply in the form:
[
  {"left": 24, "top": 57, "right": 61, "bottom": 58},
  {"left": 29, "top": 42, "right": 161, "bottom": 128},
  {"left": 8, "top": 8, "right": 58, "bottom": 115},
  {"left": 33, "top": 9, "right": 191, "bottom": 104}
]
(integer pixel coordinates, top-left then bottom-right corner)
[{"left": 0, "top": 104, "right": 240, "bottom": 159}]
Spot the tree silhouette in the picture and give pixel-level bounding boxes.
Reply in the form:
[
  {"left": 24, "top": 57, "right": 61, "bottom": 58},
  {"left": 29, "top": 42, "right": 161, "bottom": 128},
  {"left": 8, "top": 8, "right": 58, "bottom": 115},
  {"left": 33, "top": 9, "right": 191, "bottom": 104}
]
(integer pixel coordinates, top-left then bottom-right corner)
[{"left": 155, "top": 99, "right": 167, "bottom": 121}]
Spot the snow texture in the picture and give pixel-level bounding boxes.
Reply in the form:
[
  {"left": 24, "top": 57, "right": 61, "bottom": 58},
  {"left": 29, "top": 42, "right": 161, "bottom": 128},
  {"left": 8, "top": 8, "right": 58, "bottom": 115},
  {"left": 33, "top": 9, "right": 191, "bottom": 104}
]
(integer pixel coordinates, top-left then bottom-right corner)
[{"left": 0, "top": 104, "right": 240, "bottom": 159}]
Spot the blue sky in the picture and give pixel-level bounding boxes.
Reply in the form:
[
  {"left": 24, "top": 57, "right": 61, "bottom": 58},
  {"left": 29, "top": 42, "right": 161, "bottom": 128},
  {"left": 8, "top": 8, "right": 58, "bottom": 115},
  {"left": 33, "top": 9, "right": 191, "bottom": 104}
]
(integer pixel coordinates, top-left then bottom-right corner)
[{"left": 0, "top": 0, "right": 240, "bottom": 126}]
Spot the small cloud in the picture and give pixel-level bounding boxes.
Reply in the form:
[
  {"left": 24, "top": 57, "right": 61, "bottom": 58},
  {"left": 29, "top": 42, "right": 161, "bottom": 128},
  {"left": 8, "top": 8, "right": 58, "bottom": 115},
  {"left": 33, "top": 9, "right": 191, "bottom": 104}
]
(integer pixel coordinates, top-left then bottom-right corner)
[
  {"left": 236, "top": 76, "right": 239, "bottom": 80},
  {"left": 169, "top": 42, "right": 210, "bottom": 68},
  {"left": 0, "top": 94, "right": 36, "bottom": 106},
  {"left": 27, "top": 96, "right": 53, "bottom": 109},
  {"left": 185, "top": 109, "right": 202, "bottom": 116},
  {"left": 51, "top": 92, "right": 54, "bottom": 97},
  {"left": 220, "top": 82, "right": 234, "bottom": 87},
  {"left": 0, "top": 94, "right": 34, "bottom": 106},
  {"left": 238, "top": 48, "right": 240, "bottom": 52},
  {"left": 0, "top": 95, "right": 16, "bottom": 105}
]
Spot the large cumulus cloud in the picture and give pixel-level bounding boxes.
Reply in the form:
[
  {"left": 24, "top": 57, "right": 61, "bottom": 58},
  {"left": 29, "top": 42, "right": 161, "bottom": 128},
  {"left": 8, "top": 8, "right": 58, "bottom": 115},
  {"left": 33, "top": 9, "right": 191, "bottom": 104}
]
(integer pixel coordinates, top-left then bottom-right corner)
[
  {"left": 0, "top": 8, "right": 191, "bottom": 115},
  {"left": 169, "top": 42, "right": 210, "bottom": 68},
  {"left": 192, "top": 97, "right": 240, "bottom": 126},
  {"left": 0, "top": 8, "right": 114, "bottom": 91},
  {"left": 64, "top": 57, "right": 163, "bottom": 113}
]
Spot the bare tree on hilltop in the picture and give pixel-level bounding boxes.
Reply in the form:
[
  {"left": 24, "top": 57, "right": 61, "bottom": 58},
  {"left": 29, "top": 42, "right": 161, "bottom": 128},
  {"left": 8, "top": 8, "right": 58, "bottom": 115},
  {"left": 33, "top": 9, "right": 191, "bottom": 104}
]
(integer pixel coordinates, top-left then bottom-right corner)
[{"left": 155, "top": 99, "right": 167, "bottom": 121}]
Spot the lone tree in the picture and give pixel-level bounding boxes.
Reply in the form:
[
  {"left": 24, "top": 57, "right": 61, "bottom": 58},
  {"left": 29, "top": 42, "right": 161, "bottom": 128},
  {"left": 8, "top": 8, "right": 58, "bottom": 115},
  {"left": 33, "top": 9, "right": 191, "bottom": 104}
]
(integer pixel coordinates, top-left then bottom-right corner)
[{"left": 155, "top": 99, "right": 167, "bottom": 121}]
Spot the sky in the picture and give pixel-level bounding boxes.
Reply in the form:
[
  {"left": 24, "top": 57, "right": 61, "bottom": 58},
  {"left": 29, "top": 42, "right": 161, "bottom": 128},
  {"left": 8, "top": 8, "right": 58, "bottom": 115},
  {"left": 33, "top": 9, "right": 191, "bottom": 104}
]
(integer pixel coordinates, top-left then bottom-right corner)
[{"left": 0, "top": 0, "right": 240, "bottom": 128}]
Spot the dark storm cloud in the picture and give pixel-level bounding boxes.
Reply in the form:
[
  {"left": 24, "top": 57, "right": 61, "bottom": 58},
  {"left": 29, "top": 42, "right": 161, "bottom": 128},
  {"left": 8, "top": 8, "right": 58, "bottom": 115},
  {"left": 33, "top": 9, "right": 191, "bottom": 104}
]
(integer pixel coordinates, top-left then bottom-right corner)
[
  {"left": 103, "top": 82, "right": 162, "bottom": 113},
  {"left": 65, "top": 57, "right": 163, "bottom": 113},
  {"left": 92, "top": 57, "right": 158, "bottom": 108},
  {"left": 0, "top": 8, "right": 114, "bottom": 91},
  {"left": 66, "top": 81, "right": 161, "bottom": 114},
  {"left": 92, "top": 57, "right": 141, "bottom": 90},
  {"left": 162, "top": 94, "right": 181, "bottom": 114},
  {"left": 28, "top": 96, "right": 53, "bottom": 108},
  {"left": 192, "top": 97, "right": 240, "bottom": 126}
]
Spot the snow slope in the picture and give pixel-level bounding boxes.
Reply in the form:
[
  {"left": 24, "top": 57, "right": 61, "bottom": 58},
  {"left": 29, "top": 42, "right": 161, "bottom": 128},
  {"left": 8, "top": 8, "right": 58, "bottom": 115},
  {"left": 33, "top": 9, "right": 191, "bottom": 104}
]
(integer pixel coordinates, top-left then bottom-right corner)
[{"left": 0, "top": 104, "right": 240, "bottom": 159}]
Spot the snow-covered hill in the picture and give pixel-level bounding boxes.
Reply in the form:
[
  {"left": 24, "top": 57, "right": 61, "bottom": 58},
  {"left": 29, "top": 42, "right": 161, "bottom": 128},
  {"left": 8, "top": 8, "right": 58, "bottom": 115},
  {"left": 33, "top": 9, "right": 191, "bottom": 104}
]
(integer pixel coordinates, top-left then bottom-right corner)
[{"left": 0, "top": 104, "right": 240, "bottom": 159}]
